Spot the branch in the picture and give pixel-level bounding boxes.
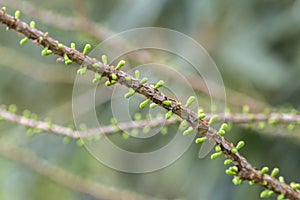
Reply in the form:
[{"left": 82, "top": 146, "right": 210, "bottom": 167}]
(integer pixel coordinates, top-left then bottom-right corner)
[
  {"left": 0, "top": 9, "right": 299, "bottom": 199},
  {"left": 0, "top": 140, "right": 159, "bottom": 200},
  {"left": 1, "top": 106, "right": 299, "bottom": 139},
  {"left": 0, "top": 0, "right": 269, "bottom": 111},
  {"left": 0, "top": 107, "right": 175, "bottom": 139}
]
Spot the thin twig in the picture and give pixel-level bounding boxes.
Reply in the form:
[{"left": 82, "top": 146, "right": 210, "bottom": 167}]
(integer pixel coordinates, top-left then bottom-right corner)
[
  {"left": 0, "top": 140, "right": 159, "bottom": 200},
  {"left": 1, "top": 107, "right": 299, "bottom": 139},
  {"left": 0, "top": 107, "right": 175, "bottom": 138},
  {"left": 0, "top": 10, "right": 299, "bottom": 199}
]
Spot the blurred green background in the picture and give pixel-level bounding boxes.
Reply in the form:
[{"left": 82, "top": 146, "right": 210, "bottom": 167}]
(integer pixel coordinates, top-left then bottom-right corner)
[{"left": 0, "top": 0, "right": 300, "bottom": 199}]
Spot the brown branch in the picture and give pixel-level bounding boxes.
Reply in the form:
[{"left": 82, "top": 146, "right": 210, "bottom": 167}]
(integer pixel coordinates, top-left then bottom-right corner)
[
  {"left": 0, "top": 0, "right": 270, "bottom": 111},
  {"left": 1, "top": 106, "right": 299, "bottom": 139},
  {"left": 0, "top": 9, "right": 299, "bottom": 199},
  {"left": 0, "top": 107, "right": 175, "bottom": 138},
  {"left": 0, "top": 140, "right": 159, "bottom": 200}
]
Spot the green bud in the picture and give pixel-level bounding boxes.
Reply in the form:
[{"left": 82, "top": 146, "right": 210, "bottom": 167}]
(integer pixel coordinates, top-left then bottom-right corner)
[
  {"left": 279, "top": 176, "right": 285, "bottom": 183},
  {"left": 271, "top": 168, "right": 279, "bottom": 177},
  {"left": 65, "top": 59, "right": 73, "bottom": 65},
  {"left": 230, "top": 166, "right": 238, "bottom": 172},
  {"left": 63, "top": 137, "right": 71, "bottom": 144},
  {"left": 260, "top": 190, "right": 269, "bottom": 198},
  {"left": 105, "top": 81, "right": 111, "bottom": 86},
  {"left": 267, "top": 191, "right": 274, "bottom": 197},
  {"left": 290, "top": 182, "right": 300, "bottom": 190},
  {"left": 22, "top": 109, "right": 31, "bottom": 118},
  {"left": 8, "top": 104, "right": 17, "bottom": 113},
  {"left": 197, "top": 110, "right": 206, "bottom": 120},
  {"left": 220, "top": 123, "right": 228, "bottom": 131},
  {"left": 135, "top": 70, "right": 140, "bottom": 79},
  {"left": 134, "top": 113, "right": 142, "bottom": 121},
  {"left": 225, "top": 169, "right": 236, "bottom": 176},
  {"left": 77, "top": 67, "right": 87, "bottom": 75},
  {"left": 101, "top": 55, "right": 108, "bottom": 65},
  {"left": 258, "top": 122, "right": 266, "bottom": 130},
  {"left": 183, "top": 127, "right": 194, "bottom": 136},
  {"left": 1, "top": 6, "right": 6, "bottom": 12},
  {"left": 162, "top": 100, "right": 172, "bottom": 106},
  {"left": 179, "top": 120, "right": 188, "bottom": 130},
  {"left": 111, "top": 73, "right": 117, "bottom": 80},
  {"left": 154, "top": 80, "right": 164, "bottom": 89},
  {"left": 57, "top": 43, "right": 64, "bottom": 49},
  {"left": 77, "top": 139, "right": 85, "bottom": 147},
  {"left": 236, "top": 141, "right": 245, "bottom": 150},
  {"left": 111, "top": 80, "right": 116, "bottom": 85},
  {"left": 232, "top": 176, "right": 243, "bottom": 185},
  {"left": 149, "top": 103, "right": 157, "bottom": 108},
  {"left": 217, "top": 130, "right": 225, "bottom": 136},
  {"left": 277, "top": 194, "right": 284, "bottom": 200},
  {"left": 41, "top": 48, "right": 52, "bottom": 56},
  {"left": 231, "top": 148, "right": 238, "bottom": 154},
  {"left": 210, "top": 151, "right": 223, "bottom": 159},
  {"left": 161, "top": 126, "right": 168, "bottom": 135},
  {"left": 261, "top": 167, "right": 269, "bottom": 175},
  {"left": 288, "top": 123, "right": 295, "bottom": 131},
  {"left": 208, "top": 115, "right": 219, "bottom": 125},
  {"left": 124, "top": 76, "right": 131, "bottom": 81},
  {"left": 224, "top": 159, "right": 232, "bottom": 165},
  {"left": 165, "top": 110, "right": 173, "bottom": 119},
  {"left": 116, "top": 60, "right": 125, "bottom": 70},
  {"left": 249, "top": 181, "right": 256, "bottom": 186},
  {"left": 185, "top": 96, "right": 196, "bottom": 107},
  {"left": 92, "top": 63, "right": 100, "bottom": 68},
  {"left": 139, "top": 99, "right": 150, "bottom": 109},
  {"left": 83, "top": 44, "right": 91, "bottom": 55},
  {"left": 139, "top": 77, "right": 148, "bottom": 84},
  {"left": 142, "top": 126, "right": 150, "bottom": 134},
  {"left": 70, "top": 42, "right": 76, "bottom": 49},
  {"left": 14, "top": 10, "right": 21, "bottom": 19},
  {"left": 30, "top": 113, "right": 38, "bottom": 121},
  {"left": 242, "top": 105, "right": 250, "bottom": 113},
  {"left": 20, "top": 37, "right": 28, "bottom": 45},
  {"left": 124, "top": 88, "right": 135, "bottom": 98},
  {"left": 131, "top": 129, "right": 138, "bottom": 136},
  {"left": 92, "top": 72, "right": 102, "bottom": 84},
  {"left": 195, "top": 137, "right": 207, "bottom": 144},
  {"left": 215, "top": 145, "right": 221, "bottom": 152},
  {"left": 122, "top": 132, "right": 129, "bottom": 139},
  {"left": 30, "top": 21, "right": 36, "bottom": 28},
  {"left": 268, "top": 118, "right": 277, "bottom": 125},
  {"left": 26, "top": 128, "right": 35, "bottom": 136}
]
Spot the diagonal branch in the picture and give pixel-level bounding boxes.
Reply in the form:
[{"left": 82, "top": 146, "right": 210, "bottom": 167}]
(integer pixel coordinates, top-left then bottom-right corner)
[
  {"left": 0, "top": 9, "right": 299, "bottom": 199},
  {"left": 0, "top": 0, "right": 269, "bottom": 111}
]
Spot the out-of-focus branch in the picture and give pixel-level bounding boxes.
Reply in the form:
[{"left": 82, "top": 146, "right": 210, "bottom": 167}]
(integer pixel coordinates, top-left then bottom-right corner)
[
  {"left": 0, "top": 140, "right": 159, "bottom": 200},
  {"left": 0, "top": 107, "right": 174, "bottom": 138},
  {"left": 1, "top": 106, "right": 300, "bottom": 139}
]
